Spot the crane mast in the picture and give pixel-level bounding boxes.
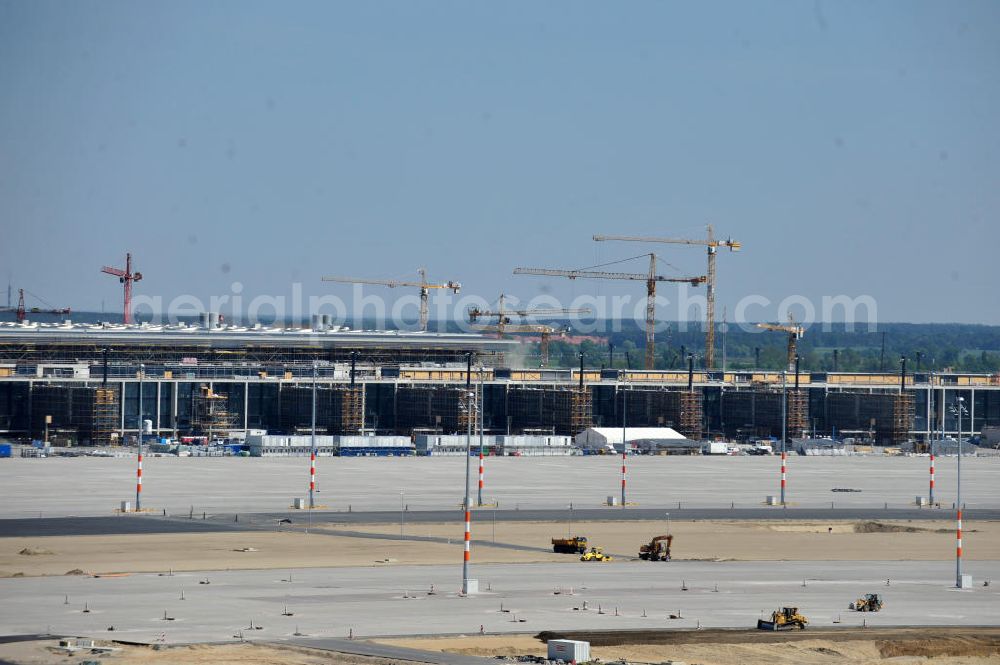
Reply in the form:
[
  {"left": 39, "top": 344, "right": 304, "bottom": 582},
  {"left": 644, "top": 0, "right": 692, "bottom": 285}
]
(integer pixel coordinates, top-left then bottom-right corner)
[
  {"left": 101, "top": 253, "right": 142, "bottom": 325},
  {"left": 322, "top": 268, "right": 461, "bottom": 332},
  {"left": 468, "top": 294, "right": 590, "bottom": 366},
  {"left": 0, "top": 288, "right": 71, "bottom": 323},
  {"left": 757, "top": 314, "right": 805, "bottom": 371},
  {"left": 594, "top": 225, "right": 741, "bottom": 369},
  {"left": 514, "top": 254, "right": 705, "bottom": 370}
]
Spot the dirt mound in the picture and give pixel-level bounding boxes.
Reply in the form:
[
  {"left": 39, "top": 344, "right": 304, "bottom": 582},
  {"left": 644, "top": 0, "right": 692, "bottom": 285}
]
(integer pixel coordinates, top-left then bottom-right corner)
[
  {"left": 17, "top": 547, "right": 54, "bottom": 556},
  {"left": 64, "top": 568, "right": 86, "bottom": 575},
  {"left": 877, "top": 636, "right": 1000, "bottom": 659},
  {"left": 853, "top": 521, "right": 922, "bottom": 533},
  {"left": 0, "top": 570, "right": 25, "bottom": 578}
]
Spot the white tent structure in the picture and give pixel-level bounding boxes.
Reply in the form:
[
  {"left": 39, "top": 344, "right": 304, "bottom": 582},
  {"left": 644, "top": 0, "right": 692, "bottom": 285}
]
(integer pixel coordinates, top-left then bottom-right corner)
[{"left": 575, "top": 427, "right": 687, "bottom": 453}]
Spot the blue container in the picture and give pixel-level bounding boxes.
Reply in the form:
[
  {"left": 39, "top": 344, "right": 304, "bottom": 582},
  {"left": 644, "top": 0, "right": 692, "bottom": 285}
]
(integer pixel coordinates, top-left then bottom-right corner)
[{"left": 0, "top": 444, "right": 11, "bottom": 458}]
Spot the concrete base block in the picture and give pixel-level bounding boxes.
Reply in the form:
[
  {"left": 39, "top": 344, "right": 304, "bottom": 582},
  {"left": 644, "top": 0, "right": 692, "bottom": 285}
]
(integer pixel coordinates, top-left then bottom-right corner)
[
  {"left": 765, "top": 495, "right": 779, "bottom": 506},
  {"left": 462, "top": 578, "right": 479, "bottom": 595},
  {"left": 959, "top": 574, "right": 973, "bottom": 589}
]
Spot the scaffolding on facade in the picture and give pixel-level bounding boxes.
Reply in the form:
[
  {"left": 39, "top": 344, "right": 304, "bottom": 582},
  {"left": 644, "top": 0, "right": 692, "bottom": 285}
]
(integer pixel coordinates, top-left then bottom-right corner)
[
  {"left": 92, "top": 386, "right": 120, "bottom": 446},
  {"left": 571, "top": 387, "right": 593, "bottom": 435},
  {"left": 679, "top": 391, "right": 703, "bottom": 440},
  {"left": 191, "top": 385, "right": 236, "bottom": 439},
  {"left": 787, "top": 388, "right": 808, "bottom": 439},
  {"left": 341, "top": 386, "right": 364, "bottom": 434}
]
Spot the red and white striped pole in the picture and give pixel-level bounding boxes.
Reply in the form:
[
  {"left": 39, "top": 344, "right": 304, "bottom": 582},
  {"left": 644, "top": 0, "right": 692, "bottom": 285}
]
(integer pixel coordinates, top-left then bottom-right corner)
[
  {"left": 136, "top": 451, "right": 143, "bottom": 511},
  {"left": 136, "top": 363, "right": 144, "bottom": 512},
  {"left": 956, "top": 506, "right": 963, "bottom": 573},
  {"left": 477, "top": 452, "right": 484, "bottom": 506},
  {"left": 929, "top": 452, "right": 935, "bottom": 505},
  {"left": 621, "top": 448, "right": 626, "bottom": 508},
  {"left": 461, "top": 354, "right": 473, "bottom": 593},
  {"left": 309, "top": 450, "right": 316, "bottom": 509},
  {"left": 780, "top": 451, "right": 787, "bottom": 505}
]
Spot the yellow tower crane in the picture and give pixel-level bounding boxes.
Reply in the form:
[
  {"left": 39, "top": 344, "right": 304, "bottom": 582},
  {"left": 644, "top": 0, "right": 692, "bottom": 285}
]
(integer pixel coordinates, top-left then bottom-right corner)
[
  {"left": 468, "top": 294, "right": 590, "bottom": 366},
  {"left": 757, "top": 314, "right": 805, "bottom": 372},
  {"left": 513, "top": 254, "right": 706, "bottom": 370},
  {"left": 593, "top": 225, "right": 741, "bottom": 368},
  {"left": 322, "top": 268, "right": 460, "bottom": 332}
]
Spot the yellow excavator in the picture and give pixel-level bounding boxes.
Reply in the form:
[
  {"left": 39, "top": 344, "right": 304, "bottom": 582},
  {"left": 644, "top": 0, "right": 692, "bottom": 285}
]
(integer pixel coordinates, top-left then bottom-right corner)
[
  {"left": 580, "top": 546, "right": 613, "bottom": 562},
  {"left": 638, "top": 534, "right": 673, "bottom": 561},
  {"left": 849, "top": 593, "right": 884, "bottom": 612},
  {"left": 757, "top": 607, "right": 808, "bottom": 631}
]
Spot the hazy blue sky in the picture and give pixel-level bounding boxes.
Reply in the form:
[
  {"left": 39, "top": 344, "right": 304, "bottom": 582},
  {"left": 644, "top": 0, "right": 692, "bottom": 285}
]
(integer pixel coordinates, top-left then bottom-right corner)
[{"left": 1, "top": 0, "right": 998, "bottom": 325}]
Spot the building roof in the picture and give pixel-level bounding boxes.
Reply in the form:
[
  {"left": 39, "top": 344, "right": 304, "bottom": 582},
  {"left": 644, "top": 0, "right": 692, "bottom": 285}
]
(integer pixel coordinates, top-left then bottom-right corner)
[
  {"left": 0, "top": 321, "right": 515, "bottom": 352},
  {"left": 576, "top": 427, "right": 686, "bottom": 445}
]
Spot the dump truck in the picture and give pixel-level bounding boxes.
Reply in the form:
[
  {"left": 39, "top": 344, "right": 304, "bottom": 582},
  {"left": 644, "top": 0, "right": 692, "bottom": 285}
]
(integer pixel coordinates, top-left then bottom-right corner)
[
  {"left": 551, "top": 536, "right": 588, "bottom": 554},
  {"left": 757, "top": 607, "right": 808, "bottom": 630},
  {"left": 638, "top": 534, "right": 673, "bottom": 561},
  {"left": 580, "top": 546, "right": 612, "bottom": 562},
  {"left": 849, "top": 593, "right": 884, "bottom": 612}
]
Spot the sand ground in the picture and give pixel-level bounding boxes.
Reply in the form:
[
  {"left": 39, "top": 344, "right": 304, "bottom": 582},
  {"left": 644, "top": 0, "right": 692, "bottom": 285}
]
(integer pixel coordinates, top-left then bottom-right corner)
[
  {"left": 2, "top": 633, "right": 998, "bottom": 665},
  {"left": 1, "top": 519, "right": 997, "bottom": 577},
  {"left": 379, "top": 631, "right": 1000, "bottom": 665},
  {"left": 0, "top": 640, "right": 404, "bottom": 665}
]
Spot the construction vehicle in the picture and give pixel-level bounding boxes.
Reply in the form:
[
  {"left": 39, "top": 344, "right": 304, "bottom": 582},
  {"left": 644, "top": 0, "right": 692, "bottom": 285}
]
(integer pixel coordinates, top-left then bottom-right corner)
[
  {"left": 757, "top": 607, "right": 808, "bottom": 631},
  {"left": 551, "top": 536, "right": 588, "bottom": 554},
  {"left": 849, "top": 593, "right": 884, "bottom": 612},
  {"left": 638, "top": 534, "right": 673, "bottom": 561},
  {"left": 514, "top": 254, "right": 705, "bottom": 370},
  {"left": 580, "top": 546, "right": 612, "bottom": 562},
  {"left": 594, "top": 225, "right": 741, "bottom": 368}
]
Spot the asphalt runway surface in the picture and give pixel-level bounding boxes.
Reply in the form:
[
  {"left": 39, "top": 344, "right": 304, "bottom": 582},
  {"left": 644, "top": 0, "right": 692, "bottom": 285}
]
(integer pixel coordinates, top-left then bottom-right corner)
[
  {"left": 1, "top": 455, "right": 996, "bottom": 518},
  {"left": 1, "top": 507, "right": 996, "bottom": 538},
  {"left": 2, "top": 560, "right": 998, "bottom": 643}
]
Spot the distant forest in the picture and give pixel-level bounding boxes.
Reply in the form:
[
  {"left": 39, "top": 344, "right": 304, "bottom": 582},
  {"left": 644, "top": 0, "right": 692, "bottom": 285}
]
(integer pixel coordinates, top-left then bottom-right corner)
[{"left": 540, "top": 322, "right": 1000, "bottom": 373}]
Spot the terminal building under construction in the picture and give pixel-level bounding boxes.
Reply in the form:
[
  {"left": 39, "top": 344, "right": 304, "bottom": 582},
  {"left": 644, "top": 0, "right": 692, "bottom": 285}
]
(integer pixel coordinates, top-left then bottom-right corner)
[{"left": 1, "top": 320, "right": 999, "bottom": 448}]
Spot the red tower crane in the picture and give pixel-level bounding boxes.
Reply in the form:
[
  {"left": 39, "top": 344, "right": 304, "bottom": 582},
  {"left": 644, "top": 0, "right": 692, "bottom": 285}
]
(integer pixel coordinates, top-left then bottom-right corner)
[
  {"left": 0, "top": 289, "right": 71, "bottom": 323},
  {"left": 101, "top": 253, "right": 143, "bottom": 324}
]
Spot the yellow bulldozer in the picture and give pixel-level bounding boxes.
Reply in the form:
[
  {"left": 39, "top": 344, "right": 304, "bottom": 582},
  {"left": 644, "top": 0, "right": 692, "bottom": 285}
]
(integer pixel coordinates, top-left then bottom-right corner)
[
  {"left": 638, "top": 534, "right": 673, "bottom": 561},
  {"left": 757, "top": 607, "right": 808, "bottom": 631},
  {"left": 849, "top": 593, "right": 884, "bottom": 612},
  {"left": 580, "top": 546, "right": 613, "bottom": 562}
]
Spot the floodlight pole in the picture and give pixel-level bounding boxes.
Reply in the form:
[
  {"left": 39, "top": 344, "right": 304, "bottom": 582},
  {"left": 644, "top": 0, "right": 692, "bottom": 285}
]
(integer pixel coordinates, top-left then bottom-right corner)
[
  {"left": 621, "top": 372, "right": 627, "bottom": 509},
  {"left": 462, "top": 353, "right": 473, "bottom": 592},
  {"left": 310, "top": 360, "right": 317, "bottom": 509},
  {"left": 136, "top": 363, "right": 144, "bottom": 511},
  {"left": 780, "top": 370, "right": 787, "bottom": 505},
  {"left": 955, "top": 396, "right": 965, "bottom": 588}
]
